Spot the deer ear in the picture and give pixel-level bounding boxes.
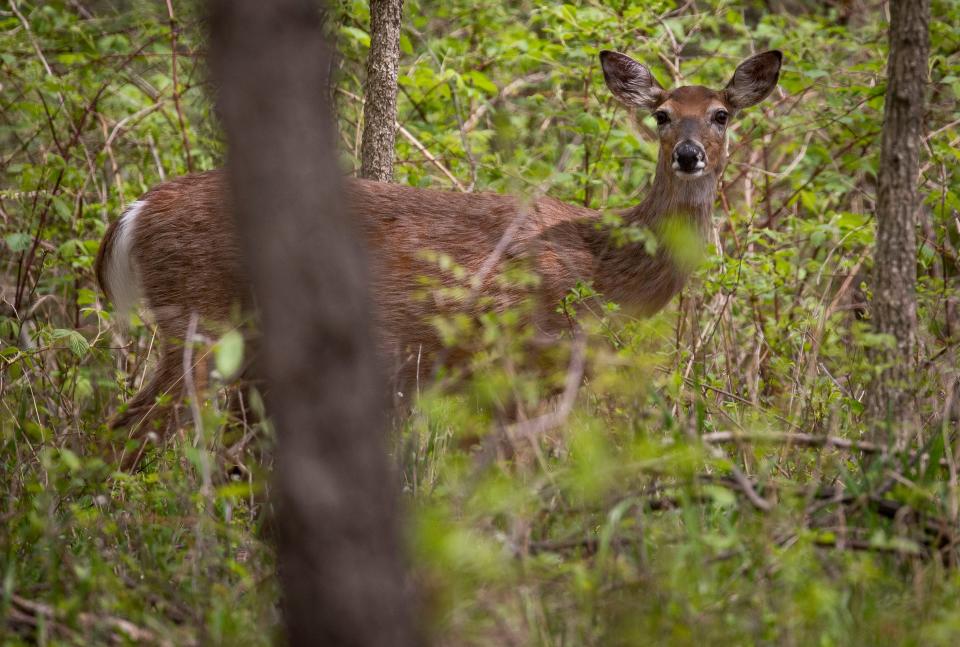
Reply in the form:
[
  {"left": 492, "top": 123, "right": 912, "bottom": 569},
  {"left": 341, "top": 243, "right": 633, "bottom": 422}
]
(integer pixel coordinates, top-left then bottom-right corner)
[
  {"left": 724, "top": 50, "right": 782, "bottom": 111},
  {"left": 600, "top": 50, "right": 666, "bottom": 111}
]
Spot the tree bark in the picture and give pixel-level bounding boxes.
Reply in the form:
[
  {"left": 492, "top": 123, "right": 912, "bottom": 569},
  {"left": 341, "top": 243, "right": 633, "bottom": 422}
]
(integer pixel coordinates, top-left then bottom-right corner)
[
  {"left": 360, "top": 0, "right": 404, "bottom": 181},
  {"left": 207, "top": 2, "right": 416, "bottom": 645},
  {"left": 868, "top": 0, "right": 930, "bottom": 440}
]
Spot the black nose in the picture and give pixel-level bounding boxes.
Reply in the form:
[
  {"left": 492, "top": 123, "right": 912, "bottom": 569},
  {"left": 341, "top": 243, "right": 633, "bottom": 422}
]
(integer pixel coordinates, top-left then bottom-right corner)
[{"left": 673, "top": 141, "right": 705, "bottom": 173}]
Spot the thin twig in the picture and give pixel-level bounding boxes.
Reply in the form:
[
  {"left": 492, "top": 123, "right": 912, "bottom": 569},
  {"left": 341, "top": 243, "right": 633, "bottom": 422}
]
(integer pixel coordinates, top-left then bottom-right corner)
[
  {"left": 338, "top": 87, "right": 467, "bottom": 191},
  {"left": 165, "top": 0, "right": 193, "bottom": 172},
  {"left": 104, "top": 100, "right": 167, "bottom": 149},
  {"left": 463, "top": 72, "right": 548, "bottom": 132},
  {"left": 396, "top": 122, "right": 467, "bottom": 191},
  {"left": 10, "top": 0, "right": 54, "bottom": 77},
  {"left": 508, "top": 332, "right": 587, "bottom": 438},
  {"left": 182, "top": 313, "right": 213, "bottom": 496}
]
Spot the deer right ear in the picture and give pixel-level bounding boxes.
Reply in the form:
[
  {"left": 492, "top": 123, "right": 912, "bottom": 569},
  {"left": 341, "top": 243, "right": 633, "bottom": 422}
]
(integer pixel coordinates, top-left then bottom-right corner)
[{"left": 600, "top": 50, "right": 666, "bottom": 111}]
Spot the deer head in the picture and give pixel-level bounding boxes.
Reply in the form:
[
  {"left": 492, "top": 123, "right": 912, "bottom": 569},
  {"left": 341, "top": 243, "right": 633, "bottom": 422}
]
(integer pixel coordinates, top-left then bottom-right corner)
[{"left": 600, "top": 49, "right": 782, "bottom": 180}]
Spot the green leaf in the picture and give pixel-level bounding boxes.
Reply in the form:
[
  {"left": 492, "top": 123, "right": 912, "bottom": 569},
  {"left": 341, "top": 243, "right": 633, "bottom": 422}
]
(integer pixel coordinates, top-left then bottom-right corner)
[
  {"left": 67, "top": 331, "right": 89, "bottom": 357},
  {"left": 51, "top": 328, "right": 89, "bottom": 357},
  {"left": 217, "top": 481, "right": 256, "bottom": 500},
  {"left": 4, "top": 232, "right": 32, "bottom": 253},
  {"left": 215, "top": 329, "right": 244, "bottom": 378},
  {"left": 340, "top": 26, "right": 370, "bottom": 48},
  {"left": 60, "top": 448, "right": 80, "bottom": 471},
  {"left": 400, "top": 33, "right": 413, "bottom": 55},
  {"left": 467, "top": 70, "right": 498, "bottom": 95},
  {"left": 703, "top": 484, "right": 737, "bottom": 508}
]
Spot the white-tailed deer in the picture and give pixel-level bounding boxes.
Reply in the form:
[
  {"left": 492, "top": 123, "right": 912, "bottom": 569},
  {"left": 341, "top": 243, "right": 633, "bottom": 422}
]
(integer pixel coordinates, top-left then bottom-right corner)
[{"left": 96, "top": 49, "right": 782, "bottom": 463}]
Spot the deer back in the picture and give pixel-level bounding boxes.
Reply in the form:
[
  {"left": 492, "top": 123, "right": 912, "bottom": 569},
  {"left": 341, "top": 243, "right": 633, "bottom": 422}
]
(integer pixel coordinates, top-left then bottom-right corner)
[{"left": 98, "top": 171, "right": 603, "bottom": 355}]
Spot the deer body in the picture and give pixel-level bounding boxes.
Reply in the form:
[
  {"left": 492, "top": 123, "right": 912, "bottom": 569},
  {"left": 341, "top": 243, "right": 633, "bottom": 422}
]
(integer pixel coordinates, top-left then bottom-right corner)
[{"left": 96, "top": 49, "right": 781, "bottom": 458}]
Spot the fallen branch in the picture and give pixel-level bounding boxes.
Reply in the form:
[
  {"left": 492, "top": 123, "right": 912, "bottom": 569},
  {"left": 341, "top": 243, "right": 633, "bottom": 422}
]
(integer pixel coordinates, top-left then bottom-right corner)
[
  {"left": 701, "top": 430, "right": 883, "bottom": 453},
  {"left": 701, "top": 430, "right": 950, "bottom": 468},
  {"left": 811, "top": 535, "right": 927, "bottom": 557},
  {"left": 530, "top": 529, "right": 929, "bottom": 559},
  {"left": 10, "top": 594, "right": 169, "bottom": 646},
  {"left": 527, "top": 534, "right": 637, "bottom": 556}
]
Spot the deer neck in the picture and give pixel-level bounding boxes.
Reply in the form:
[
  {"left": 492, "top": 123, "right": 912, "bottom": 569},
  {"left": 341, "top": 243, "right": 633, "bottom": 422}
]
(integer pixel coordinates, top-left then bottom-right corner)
[
  {"left": 632, "top": 155, "right": 717, "bottom": 230},
  {"left": 595, "top": 155, "right": 717, "bottom": 313}
]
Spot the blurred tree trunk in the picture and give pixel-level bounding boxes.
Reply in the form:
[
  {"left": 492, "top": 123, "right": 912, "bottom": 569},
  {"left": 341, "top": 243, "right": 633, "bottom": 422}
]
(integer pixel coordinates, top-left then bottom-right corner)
[
  {"left": 360, "top": 0, "right": 404, "bottom": 181},
  {"left": 207, "top": 1, "right": 416, "bottom": 645},
  {"left": 868, "top": 0, "right": 930, "bottom": 442}
]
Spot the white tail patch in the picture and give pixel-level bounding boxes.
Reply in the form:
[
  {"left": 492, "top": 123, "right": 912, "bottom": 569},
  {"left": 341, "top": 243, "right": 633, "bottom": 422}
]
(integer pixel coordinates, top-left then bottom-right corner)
[{"left": 105, "top": 200, "right": 144, "bottom": 322}]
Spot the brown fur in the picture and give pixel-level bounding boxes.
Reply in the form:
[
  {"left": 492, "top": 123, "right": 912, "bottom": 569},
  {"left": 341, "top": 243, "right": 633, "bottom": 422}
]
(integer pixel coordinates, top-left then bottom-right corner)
[{"left": 95, "top": 50, "right": 782, "bottom": 462}]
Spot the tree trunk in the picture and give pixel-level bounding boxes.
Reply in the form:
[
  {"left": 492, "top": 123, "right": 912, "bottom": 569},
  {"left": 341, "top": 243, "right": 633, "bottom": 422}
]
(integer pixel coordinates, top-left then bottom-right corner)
[
  {"left": 207, "top": 2, "right": 416, "bottom": 645},
  {"left": 868, "top": 0, "right": 930, "bottom": 441},
  {"left": 360, "top": 0, "right": 404, "bottom": 181}
]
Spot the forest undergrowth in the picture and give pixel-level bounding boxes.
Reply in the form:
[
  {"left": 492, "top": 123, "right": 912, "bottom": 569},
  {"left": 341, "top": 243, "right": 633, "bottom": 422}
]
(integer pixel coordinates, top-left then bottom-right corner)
[{"left": 2, "top": 1, "right": 960, "bottom": 645}]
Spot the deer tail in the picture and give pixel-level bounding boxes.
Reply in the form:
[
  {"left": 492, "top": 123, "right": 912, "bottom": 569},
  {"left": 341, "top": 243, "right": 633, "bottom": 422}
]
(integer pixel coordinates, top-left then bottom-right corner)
[{"left": 95, "top": 200, "right": 145, "bottom": 321}]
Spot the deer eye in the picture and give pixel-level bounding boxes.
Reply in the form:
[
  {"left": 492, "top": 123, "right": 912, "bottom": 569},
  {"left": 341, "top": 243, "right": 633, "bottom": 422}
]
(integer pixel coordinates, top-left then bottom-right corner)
[
  {"left": 713, "top": 110, "right": 729, "bottom": 126},
  {"left": 653, "top": 110, "right": 670, "bottom": 126}
]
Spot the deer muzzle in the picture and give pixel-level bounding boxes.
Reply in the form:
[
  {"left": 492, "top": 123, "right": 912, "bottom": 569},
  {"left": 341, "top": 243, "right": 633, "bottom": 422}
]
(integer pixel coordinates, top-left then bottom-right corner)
[{"left": 672, "top": 140, "right": 706, "bottom": 177}]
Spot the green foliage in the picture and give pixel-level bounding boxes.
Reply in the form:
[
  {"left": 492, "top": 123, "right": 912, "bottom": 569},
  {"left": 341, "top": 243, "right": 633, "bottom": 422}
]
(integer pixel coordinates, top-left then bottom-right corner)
[{"left": 2, "top": 0, "right": 960, "bottom": 645}]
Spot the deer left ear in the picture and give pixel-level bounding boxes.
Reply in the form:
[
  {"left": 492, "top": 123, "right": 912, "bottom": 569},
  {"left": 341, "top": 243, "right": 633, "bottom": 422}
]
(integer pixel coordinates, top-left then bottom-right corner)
[{"left": 724, "top": 50, "right": 782, "bottom": 111}]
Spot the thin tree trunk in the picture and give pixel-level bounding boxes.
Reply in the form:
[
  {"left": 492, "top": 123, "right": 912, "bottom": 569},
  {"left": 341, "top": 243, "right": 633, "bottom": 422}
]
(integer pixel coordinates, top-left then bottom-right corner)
[
  {"left": 207, "top": 1, "right": 416, "bottom": 645},
  {"left": 360, "top": 0, "right": 404, "bottom": 181},
  {"left": 868, "top": 0, "right": 930, "bottom": 441}
]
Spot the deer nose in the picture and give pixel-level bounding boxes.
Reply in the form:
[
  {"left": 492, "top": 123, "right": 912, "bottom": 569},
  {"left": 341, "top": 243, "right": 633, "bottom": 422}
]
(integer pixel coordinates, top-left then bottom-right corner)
[{"left": 672, "top": 141, "right": 706, "bottom": 174}]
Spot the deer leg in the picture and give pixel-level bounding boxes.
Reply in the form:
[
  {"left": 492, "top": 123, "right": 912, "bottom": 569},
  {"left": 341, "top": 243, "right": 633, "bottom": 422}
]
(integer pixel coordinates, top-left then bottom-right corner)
[{"left": 111, "top": 345, "right": 187, "bottom": 470}]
